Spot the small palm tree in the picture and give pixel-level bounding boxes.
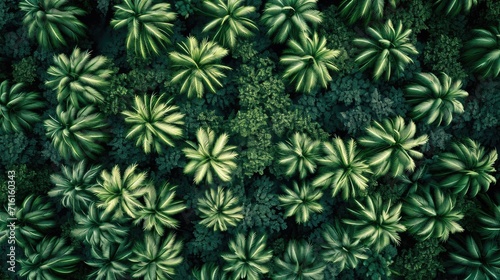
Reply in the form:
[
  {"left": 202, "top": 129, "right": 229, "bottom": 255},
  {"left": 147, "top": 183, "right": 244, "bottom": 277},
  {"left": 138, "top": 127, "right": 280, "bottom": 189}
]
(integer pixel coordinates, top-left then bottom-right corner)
[
  {"left": 462, "top": 24, "right": 500, "bottom": 79},
  {"left": 169, "top": 37, "right": 231, "bottom": 98},
  {"left": 278, "top": 181, "right": 323, "bottom": 224},
  {"left": 222, "top": 232, "right": 273, "bottom": 280},
  {"left": 19, "top": 0, "right": 86, "bottom": 49},
  {"left": 448, "top": 235, "right": 500, "bottom": 279},
  {"left": 130, "top": 233, "right": 183, "bottom": 280},
  {"left": 358, "top": 116, "right": 428, "bottom": 178},
  {"left": 277, "top": 132, "right": 321, "bottom": 179},
  {"left": 90, "top": 164, "right": 151, "bottom": 219},
  {"left": 44, "top": 105, "right": 109, "bottom": 160},
  {"left": 402, "top": 187, "right": 464, "bottom": 241},
  {"left": 312, "top": 137, "right": 371, "bottom": 200},
  {"left": 280, "top": 32, "right": 340, "bottom": 93},
  {"left": 434, "top": 0, "right": 477, "bottom": 17},
  {"left": 261, "top": 0, "right": 322, "bottom": 43},
  {"left": 110, "top": 0, "right": 176, "bottom": 58},
  {"left": 19, "top": 236, "right": 80, "bottom": 279},
  {"left": 201, "top": 0, "right": 258, "bottom": 49},
  {"left": 343, "top": 193, "right": 406, "bottom": 252},
  {"left": 193, "top": 263, "right": 228, "bottom": 280},
  {"left": 0, "top": 80, "right": 44, "bottom": 133},
  {"left": 122, "top": 94, "right": 185, "bottom": 154},
  {"left": 134, "top": 183, "right": 186, "bottom": 235},
  {"left": 183, "top": 127, "right": 238, "bottom": 184},
  {"left": 86, "top": 242, "right": 132, "bottom": 280},
  {"left": 48, "top": 160, "right": 101, "bottom": 212},
  {"left": 339, "top": 0, "right": 398, "bottom": 25},
  {"left": 477, "top": 193, "right": 500, "bottom": 240},
  {"left": 197, "top": 186, "right": 243, "bottom": 231},
  {"left": 405, "top": 72, "right": 469, "bottom": 126},
  {"left": 46, "top": 48, "right": 113, "bottom": 109},
  {"left": 432, "top": 138, "right": 497, "bottom": 197},
  {"left": 354, "top": 19, "right": 418, "bottom": 81},
  {"left": 273, "top": 240, "right": 326, "bottom": 280},
  {"left": 322, "top": 221, "right": 369, "bottom": 271}
]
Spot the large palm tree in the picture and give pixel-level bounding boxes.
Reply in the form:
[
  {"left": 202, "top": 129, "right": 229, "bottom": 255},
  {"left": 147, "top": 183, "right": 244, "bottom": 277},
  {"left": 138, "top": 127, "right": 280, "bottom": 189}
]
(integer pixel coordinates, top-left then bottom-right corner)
[
  {"left": 122, "top": 94, "right": 185, "bottom": 154},
  {"left": 434, "top": 0, "right": 477, "bottom": 17},
  {"left": 402, "top": 187, "right": 464, "bottom": 241},
  {"left": 462, "top": 24, "right": 500, "bottom": 79},
  {"left": 46, "top": 48, "right": 113, "bottom": 109},
  {"left": 358, "top": 116, "right": 428, "bottom": 178},
  {"left": 169, "top": 37, "right": 231, "bottom": 98},
  {"left": 44, "top": 105, "right": 109, "bottom": 160},
  {"left": 86, "top": 242, "right": 132, "bottom": 280},
  {"left": 0, "top": 80, "right": 44, "bottom": 133},
  {"left": 354, "top": 19, "right": 418, "bottom": 81},
  {"left": 273, "top": 240, "right": 326, "bottom": 280},
  {"left": 261, "top": 0, "right": 322, "bottom": 44},
  {"left": 19, "top": 0, "right": 86, "bottom": 49},
  {"left": 110, "top": 0, "right": 176, "bottom": 58},
  {"left": 19, "top": 236, "right": 80, "bottom": 279},
  {"left": 183, "top": 127, "right": 238, "bottom": 184},
  {"left": 277, "top": 132, "right": 321, "bottom": 179},
  {"left": 278, "top": 181, "right": 323, "bottom": 224},
  {"left": 477, "top": 193, "right": 500, "bottom": 240},
  {"left": 201, "top": 0, "right": 258, "bottom": 49},
  {"left": 312, "top": 137, "right": 371, "bottom": 200},
  {"left": 197, "top": 186, "right": 243, "bottom": 231},
  {"left": 432, "top": 138, "right": 497, "bottom": 197},
  {"left": 193, "top": 263, "right": 228, "bottom": 280},
  {"left": 280, "top": 32, "right": 340, "bottom": 93},
  {"left": 130, "top": 233, "right": 183, "bottom": 280},
  {"left": 343, "top": 193, "right": 406, "bottom": 252},
  {"left": 222, "top": 232, "right": 273, "bottom": 280},
  {"left": 339, "top": 0, "right": 398, "bottom": 25},
  {"left": 405, "top": 72, "right": 469, "bottom": 126}
]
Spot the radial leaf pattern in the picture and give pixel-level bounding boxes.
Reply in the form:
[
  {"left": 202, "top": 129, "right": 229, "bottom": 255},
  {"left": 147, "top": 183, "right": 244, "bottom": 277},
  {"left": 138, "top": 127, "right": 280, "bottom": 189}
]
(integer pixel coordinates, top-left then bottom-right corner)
[
  {"left": 462, "top": 24, "right": 500, "bottom": 79},
  {"left": 339, "top": 0, "right": 398, "bottom": 25},
  {"left": 197, "top": 186, "right": 243, "bottom": 231},
  {"left": 279, "top": 181, "right": 323, "bottom": 224},
  {"left": 277, "top": 132, "right": 321, "bottom": 179},
  {"left": 273, "top": 240, "right": 326, "bottom": 280}
]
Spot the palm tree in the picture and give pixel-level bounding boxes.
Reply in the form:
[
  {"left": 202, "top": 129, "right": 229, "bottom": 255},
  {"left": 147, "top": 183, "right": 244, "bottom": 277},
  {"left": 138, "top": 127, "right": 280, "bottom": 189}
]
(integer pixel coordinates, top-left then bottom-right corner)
[
  {"left": 222, "top": 232, "right": 273, "bottom": 280},
  {"left": 122, "top": 94, "right": 184, "bottom": 154},
  {"left": 193, "top": 263, "right": 228, "bottom": 280},
  {"left": 405, "top": 72, "right": 469, "bottom": 126},
  {"left": 343, "top": 193, "right": 406, "bottom": 252},
  {"left": 72, "top": 203, "right": 129, "bottom": 247},
  {"left": 46, "top": 48, "right": 113, "bottom": 109},
  {"left": 201, "top": 0, "right": 258, "bottom": 49},
  {"left": 432, "top": 138, "right": 497, "bottom": 197},
  {"left": 90, "top": 164, "right": 152, "bottom": 219},
  {"left": 447, "top": 235, "right": 500, "bottom": 279},
  {"left": 197, "top": 186, "right": 243, "bottom": 231},
  {"left": 169, "top": 37, "right": 231, "bottom": 98},
  {"left": 48, "top": 160, "right": 101, "bottom": 212},
  {"left": 86, "top": 242, "right": 132, "bottom": 280},
  {"left": 358, "top": 116, "right": 428, "bottom": 178},
  {"left": 0, "top": 80, "right": 44, "bottom": 133},
  {"left": 434, "top": 0, "right": 478, "bottom": 17},
  {"left": 277, "top": 132, "right": 321, "bottom": 179},
  {"left": 110, "top": 0, "right": 176, "bottom": 58},
  {"left": 280, "top": 32, "right": 340, "bottom": 93},
  {"left": 278, "top": 181, "right": 323, "bottom": 224},
  {"left": 402, "top": 187, "right": 464, "bottom": 241},
  {"left": 19, "top": 0, "right": 86, "bottom": 49},
  {"left": 130, "top": 233, "right": 183, "bottom": 280},
  {"left": 462, "top": 24, "right": 500, "bottom": 79},
  {"left": 44, "top": 105, "right": 109, "bottom": 160},
  {"left": 19, "top": 236, "right": 80, "bottom": 279},
  {"left": 354, "top": 19, "right": 418, "bottom": 81},
  {"left": 339, "top": 0, "right": 398, "bottom": 25},
  {"left": 183, "top": 127, "right": 238, "bottom": 184},
  {"left": 477, "top": 193, "right": 500, "bottom": 240},
  {"left": 133, "top": 183, "right": 186, "bottom": 235},
  {"left": 273, "top": 240, "right": 326, "bottom": 280},
  {"left": 261, "top": 0, "right": 322, "bottom": 44},
  {"left": 312, "top": 137, "right": 371, "bottom": 200},
  {"left": 321, "top": 221, "right": 369, "bottom": 271}
]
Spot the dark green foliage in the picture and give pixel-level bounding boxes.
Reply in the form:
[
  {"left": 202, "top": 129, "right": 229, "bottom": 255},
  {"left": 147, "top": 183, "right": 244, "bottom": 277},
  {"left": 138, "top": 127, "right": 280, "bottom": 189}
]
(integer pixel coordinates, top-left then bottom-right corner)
[
  {"left": 0, "top": 165, "right": 53, "bottom": 206},
  {"left": 423, "top": 34, "right": 467, "bottom": 80},
  {"left": 387, "top": 0, "right": 432, "bottom": 35},
  {"left": 339, "top": 245, "right": 398, "bottom": 280},
  {"left": 186, "top": 223, "right": 225, "bottom": 263},
  {"left": 175, "top": 0, "right": 195, "bottom": 18},
  {"left": 0, "top": 133, "right": 38, "bottom": 169},
  {"left": 12, "top": 56, "right": 37, "bottom": 84},
  {"left": 392, "top": 238, "right": 446, "bottom": 280}
]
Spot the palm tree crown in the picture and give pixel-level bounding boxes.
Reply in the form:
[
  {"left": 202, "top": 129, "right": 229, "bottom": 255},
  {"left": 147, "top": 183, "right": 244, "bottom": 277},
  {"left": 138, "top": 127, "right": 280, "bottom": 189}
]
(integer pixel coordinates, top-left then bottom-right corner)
[
  {"left": 193, "top": 263, "right": 228, "bottom": 280},
  {"left": 273, "top": 240, "right": 326, "bottom": 280},
  {"left": 477, "top": 193, "right": 500, "bottom": 240},
  {"left": 278, "top": 181, "right": 323, "bottom": 224},
  {"left": 277, "top": 132, "right": 321, "bottom": 179},
  {"left": 19, "top": 0, "right": 86, "bottom": 49},
  {"left": 86, "top": 242, "right": 132, "bottom": 280},
  {"left": 111, "top": 0, "right": 176, "bottom": 58},
  {"left": 183, "top": 127, "right": 238, "bottom": 184},
  {"left": 339, "top": 0, "right": 398, "bottom": 25},
  {"left": 0, "top": 80, "right": 44, "bottom": 133},
  {"left": 354, "top": 19, "right": 418, "bottom": 81},
  {"left": 462, "top": 24, "right": 500, "bottom": 79},
  {"left": 197, "top": 186, "right": 244, "bottom": 231},
  {"left": 434, "top": 0, "right": 477, "bottom": 17},
  {"left": 280, "top": 32, "right": 340, "bottom": 93},
  {"left": 169, "top": 37, "right": 231, "bottom": 98},
  {"left": 122, "top": 94, "right": 185, "bottom": 154}
]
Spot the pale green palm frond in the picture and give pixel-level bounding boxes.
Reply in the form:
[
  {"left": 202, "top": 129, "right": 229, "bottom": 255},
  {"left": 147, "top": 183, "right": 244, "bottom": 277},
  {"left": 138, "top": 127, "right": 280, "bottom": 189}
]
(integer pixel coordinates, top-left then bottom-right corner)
[
  {"left": 86, "top": 242, "right": 133, "bottom": 280},
  {"left": 197, "top": 186, "right": 243, "bottom": 231},
  {"left": 273, "top": 240, "right": 326, "bottom": 280},
  {"left": 462, "top": 24, "right": 500, "bottom": 79},
  {"left": 279, "top": 181, "right": 323, "bottom": 224},
  {"left": 277, "top": 132, "right": 321, "bottom": 179},
  {"left": 339, "top": 0, "right": 397, "bottom": 25},
  {"left": 434, "top": 0, "right": 478, "bottom": 17},
  {"left": 193, "top": 263, "right": 228, "bottom": 280}
]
